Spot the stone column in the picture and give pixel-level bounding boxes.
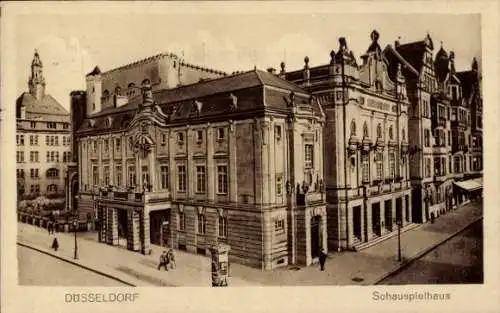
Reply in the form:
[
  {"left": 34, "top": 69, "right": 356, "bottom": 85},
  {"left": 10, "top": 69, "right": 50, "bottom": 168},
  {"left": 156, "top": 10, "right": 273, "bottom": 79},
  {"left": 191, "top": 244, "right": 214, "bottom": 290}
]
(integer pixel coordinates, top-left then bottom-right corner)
[
  {"left": 346, "top": 205, "right": 354, "bottom": 248},
  {"left": 392, "top": 198, "right": 397, "bottom": 231},
  {"left": 366, "top": 202, "right": 373, "bottom": 241},
  {"left": 127, "top": 210, "right": 140, "bottom": 251},
  {"left": 140, "top": 208, "right": 151, "bottom": 254},
  {"left": 149, "top": 147, "right": 156, "bottom": 192},
  {"left": 109, "top": 137, "right": 115, "bottom": 186},
  {"left": 99, "top": 206, "right": 106, "bottom": 242},
  {"left": 380, "top": 201, "right": 386, "bottom": 235},
  {"left": 229, "top": 121, "right": 238, "bottom": 203},
  {"left": 360, "top": 205, "right": 365, "bottom": 242},
  {"left": 401, "top": 196, "right": 406, "bottom": 226},
  {"left": 106, "top": 207, "right": 118, "bottom": 246}
]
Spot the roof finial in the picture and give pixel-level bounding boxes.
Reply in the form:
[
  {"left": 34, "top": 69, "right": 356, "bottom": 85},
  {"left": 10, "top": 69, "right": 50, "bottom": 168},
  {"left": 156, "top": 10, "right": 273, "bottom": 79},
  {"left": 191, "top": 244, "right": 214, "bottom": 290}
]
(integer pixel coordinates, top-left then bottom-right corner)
[{"left": 370, "top": 30, "right": 380, "bottom": 42}]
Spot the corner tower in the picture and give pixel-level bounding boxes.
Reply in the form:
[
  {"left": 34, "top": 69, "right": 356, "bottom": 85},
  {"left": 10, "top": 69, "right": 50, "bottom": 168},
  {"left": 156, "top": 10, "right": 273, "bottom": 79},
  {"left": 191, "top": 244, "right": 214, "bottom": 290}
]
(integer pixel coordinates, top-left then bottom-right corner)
[{"left": 28, "top": 49, "right": 46, "bottom": 100}]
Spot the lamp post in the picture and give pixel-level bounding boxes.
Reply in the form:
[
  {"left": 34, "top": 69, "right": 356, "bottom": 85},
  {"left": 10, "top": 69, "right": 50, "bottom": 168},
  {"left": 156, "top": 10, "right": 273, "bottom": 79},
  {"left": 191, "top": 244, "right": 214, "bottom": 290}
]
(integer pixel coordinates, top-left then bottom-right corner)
[
  {"left": 397, "top": 219, "right": 402, "bottom": 262},
  {"left": 73, "top": 215, "right": 78, "bottom": 260}
]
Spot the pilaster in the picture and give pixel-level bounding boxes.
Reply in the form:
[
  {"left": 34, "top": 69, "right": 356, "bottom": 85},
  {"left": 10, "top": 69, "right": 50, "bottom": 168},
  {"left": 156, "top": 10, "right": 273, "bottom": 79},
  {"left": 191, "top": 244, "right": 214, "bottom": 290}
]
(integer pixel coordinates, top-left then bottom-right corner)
[
  {"left": 141, "top": 208, "right": 151, "bottom": 254},
  {"left": 229, "top": 121, "right": 238, "bottom": 203},
  {"left": 106, "top": 207, "right": 118, "bottom": 245},
  {"left": 207, "top": 126, "right": 215, "bottom": 201},
  {"left": 127, "top": 210, "right": 140, "bottom": 251}
]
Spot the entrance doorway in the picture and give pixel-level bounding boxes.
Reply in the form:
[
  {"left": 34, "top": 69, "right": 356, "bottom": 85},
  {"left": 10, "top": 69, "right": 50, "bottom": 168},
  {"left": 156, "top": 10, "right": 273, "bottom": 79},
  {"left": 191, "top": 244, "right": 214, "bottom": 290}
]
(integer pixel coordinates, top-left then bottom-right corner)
[
  {"left": 353, "top": 206, "right": 362, "bottom": 241},
  {"left": 372, "top": 203, "right": 381, "bottom": 236},
  {"left": 117, "top": 209, "right": 129, "bottom": 248},
  {"left": 310, "top": 216, "right": 321, "bottom": 259},
  {"left": 150, "top": 209, "right": 170, "bottom": 246},
  {"left": 395, "top": 198, "right": 402, "bottom": 223},
  {"left": 384, "top": 200, "right": 393, "bottom": 232}
]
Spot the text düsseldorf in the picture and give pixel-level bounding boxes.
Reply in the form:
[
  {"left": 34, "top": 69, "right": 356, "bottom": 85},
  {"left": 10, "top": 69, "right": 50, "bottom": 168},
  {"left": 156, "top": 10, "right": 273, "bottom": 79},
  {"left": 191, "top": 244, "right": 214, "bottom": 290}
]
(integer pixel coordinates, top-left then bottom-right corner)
[{"left": 65, "top": 293, "right": 139, "bottom": 303}]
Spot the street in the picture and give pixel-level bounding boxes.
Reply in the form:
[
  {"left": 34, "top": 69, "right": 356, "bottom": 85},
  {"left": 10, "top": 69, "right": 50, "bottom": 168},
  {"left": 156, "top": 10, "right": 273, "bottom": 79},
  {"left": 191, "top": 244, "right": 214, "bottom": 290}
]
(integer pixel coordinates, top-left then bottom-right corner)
[
  {"left": 18, "top": 245, "right": 128, "bottom": 286},
  {"left": 378, "top": 219, "right": 483, "bottom": 285}
]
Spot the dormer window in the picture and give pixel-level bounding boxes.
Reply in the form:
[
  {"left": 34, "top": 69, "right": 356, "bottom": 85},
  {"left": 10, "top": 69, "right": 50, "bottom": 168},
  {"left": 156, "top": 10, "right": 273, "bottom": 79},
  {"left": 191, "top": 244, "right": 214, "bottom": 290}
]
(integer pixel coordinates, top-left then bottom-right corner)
[
  {"left": 275, "top": 125, "right": 282, "bottom": 141},
  {"left": 177, "top": 132, "right": 184, "bottom": 145},
  {"left": 217, "top": 128, "right": 225, "bottom": 141}
]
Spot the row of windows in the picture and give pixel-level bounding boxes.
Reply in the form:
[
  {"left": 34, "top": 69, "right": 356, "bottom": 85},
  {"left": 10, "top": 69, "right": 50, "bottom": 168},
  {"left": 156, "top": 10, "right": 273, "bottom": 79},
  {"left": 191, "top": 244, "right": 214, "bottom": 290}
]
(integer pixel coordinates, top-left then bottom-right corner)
[
  {"left": 91, "top": 164, "right": 230, "bottom": 194},
  {"left": 16, "top": 168, "right": 59, "bottom": 179},
  {"left": 360, "top": 152, "right": 397, "bottom": 182},
  {"left": 351, "top": 121, "right": 405, "bottom": 141},
  {"left": 177, "top": 212, "right": 228, "bottom": 238},
  {"left": 16, "top": 135, "right": 70, "bottom": 146},
  {"left": 25, "top": 184, "right": 58, "bottom": 193},
  {"left": 25, "top": 121, "right": 69, "bottom": 129}
]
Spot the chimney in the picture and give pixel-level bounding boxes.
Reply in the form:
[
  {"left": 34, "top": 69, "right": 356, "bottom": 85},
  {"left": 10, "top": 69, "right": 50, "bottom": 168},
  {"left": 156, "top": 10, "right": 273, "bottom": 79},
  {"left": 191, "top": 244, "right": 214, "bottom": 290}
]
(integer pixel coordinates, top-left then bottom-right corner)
[{"left": 267, "top": 67, "right": 277, "bottom": 74}]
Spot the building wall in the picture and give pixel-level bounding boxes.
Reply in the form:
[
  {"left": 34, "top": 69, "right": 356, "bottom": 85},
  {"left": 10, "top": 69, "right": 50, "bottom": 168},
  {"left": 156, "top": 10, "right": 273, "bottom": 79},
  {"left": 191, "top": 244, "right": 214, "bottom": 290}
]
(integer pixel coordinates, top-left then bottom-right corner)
[{"left": 17, "top": 118, "right": 71, "bottom": 199}]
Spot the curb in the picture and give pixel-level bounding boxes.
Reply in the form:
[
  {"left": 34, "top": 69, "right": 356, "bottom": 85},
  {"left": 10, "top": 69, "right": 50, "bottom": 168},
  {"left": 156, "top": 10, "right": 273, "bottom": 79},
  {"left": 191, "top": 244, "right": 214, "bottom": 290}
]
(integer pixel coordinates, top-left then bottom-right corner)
[
  {"left": 372, "top": 216, "right": 483, "bottom": 285},
  {"left": 17, "top": 241, "right": 137, "bottom": 287}
]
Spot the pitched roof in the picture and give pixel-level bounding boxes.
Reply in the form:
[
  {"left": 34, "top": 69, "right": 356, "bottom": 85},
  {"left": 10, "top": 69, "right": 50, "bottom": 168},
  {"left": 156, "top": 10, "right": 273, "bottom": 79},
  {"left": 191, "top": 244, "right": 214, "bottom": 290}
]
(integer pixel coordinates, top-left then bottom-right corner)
[
  {"left": 78, "top": 70, "right": 318, "bottom": 134},
  {"left": 16, "top": 92, "right": 69, "bottom": 116},
  {"left": 456, "top": 70, "right": 476, "bottom": 99},
  {"left": 383, "top": 45, "right": 419, "bottom": 79},
  {"left": 395, "top": 41, "right": 427, "bottom": 73}
]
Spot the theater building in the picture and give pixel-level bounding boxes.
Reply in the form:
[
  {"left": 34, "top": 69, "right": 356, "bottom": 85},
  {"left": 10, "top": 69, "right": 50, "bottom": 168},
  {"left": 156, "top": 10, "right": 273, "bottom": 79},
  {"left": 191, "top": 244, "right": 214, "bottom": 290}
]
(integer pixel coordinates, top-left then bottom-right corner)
[
  {"left": 74, "top": 64, "right": 326, "bottom": 269},
  {"left": 281, "top": 30, "right": 412, "bottom": 251}
]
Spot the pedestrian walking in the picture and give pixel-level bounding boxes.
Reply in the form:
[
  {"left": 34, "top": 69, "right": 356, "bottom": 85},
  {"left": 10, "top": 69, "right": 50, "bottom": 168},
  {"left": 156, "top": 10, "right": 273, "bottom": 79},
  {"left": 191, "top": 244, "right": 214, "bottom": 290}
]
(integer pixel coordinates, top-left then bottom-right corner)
[
  {"left": 51, "top": 236, "right": 59, "bottom": 252},
  {"left": 319, "top": 249, "right": 327, "bottom": 271},
  {"left": 167, "top": 248, "right": 176, "bottom": 269},
  {"left": 157, "top": 250, "right": 169, "bottom": 271}
]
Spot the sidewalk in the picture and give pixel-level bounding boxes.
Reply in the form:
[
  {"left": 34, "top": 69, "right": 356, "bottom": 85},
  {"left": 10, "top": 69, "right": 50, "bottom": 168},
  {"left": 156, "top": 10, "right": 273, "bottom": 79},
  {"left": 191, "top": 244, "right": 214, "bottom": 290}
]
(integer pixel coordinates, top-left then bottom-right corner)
[{"left": 17, "top": 200, "right": 482, "bottom": 286}]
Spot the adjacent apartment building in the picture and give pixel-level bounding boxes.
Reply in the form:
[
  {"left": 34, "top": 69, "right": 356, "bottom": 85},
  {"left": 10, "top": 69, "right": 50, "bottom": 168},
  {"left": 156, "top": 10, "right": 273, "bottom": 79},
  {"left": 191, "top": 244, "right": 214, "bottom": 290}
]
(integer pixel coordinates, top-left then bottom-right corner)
[
  {"left": 72, "top": 53, "right": 327, "bottom": 269},
  {"left": 282, "top": 30, "right": 413, "bottom": 251},
  {"left": 16, "top": 50, "right": 72, "bottom": 200}
]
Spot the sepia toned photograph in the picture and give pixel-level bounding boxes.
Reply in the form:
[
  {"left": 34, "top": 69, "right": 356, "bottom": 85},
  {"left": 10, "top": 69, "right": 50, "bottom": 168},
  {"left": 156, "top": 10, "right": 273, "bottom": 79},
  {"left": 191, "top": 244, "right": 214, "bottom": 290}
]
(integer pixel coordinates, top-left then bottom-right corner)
[{"left": 1, "top": 1, "right": 498, "bottom": 313}]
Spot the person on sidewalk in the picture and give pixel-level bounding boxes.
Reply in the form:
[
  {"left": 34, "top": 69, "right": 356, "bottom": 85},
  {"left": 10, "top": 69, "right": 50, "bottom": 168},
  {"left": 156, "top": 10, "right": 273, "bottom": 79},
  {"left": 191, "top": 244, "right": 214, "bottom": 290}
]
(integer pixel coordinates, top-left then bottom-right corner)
[
  {"left": 167, "top": 248, "right": 176, "bottom": 269},
  {"left": 157, "top": 251, "right": 169, "bottom": 271},
  {"left": 51, "top": 236, "right": 59, "bottom": 252},
  {"left": 319, "top": 249, "right": 327, "bottom": 271}
]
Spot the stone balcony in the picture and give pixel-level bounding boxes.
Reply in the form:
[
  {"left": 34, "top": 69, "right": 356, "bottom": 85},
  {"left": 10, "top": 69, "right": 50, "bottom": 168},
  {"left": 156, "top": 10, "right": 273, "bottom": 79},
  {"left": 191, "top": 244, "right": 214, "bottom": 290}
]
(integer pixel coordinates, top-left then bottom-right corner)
[{"left": 98, "top": 189, "right": 171, "bottom": 204}]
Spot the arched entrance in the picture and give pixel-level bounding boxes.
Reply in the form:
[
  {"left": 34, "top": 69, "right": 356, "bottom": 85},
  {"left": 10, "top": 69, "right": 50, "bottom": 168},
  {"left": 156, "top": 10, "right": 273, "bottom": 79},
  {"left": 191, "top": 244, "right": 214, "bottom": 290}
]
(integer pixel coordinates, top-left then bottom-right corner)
[{"left": 310, "top": 215, "right": 321, "bottom": 259}]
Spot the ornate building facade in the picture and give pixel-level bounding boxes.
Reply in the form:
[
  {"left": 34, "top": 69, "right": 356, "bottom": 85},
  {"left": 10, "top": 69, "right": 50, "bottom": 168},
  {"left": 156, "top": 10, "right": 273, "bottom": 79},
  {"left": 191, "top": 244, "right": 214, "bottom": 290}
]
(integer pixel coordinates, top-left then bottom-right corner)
[
  {"left": 282, "top": 31, "right": 413, "bottom": 251},
  {"left": 16, "top": 50, "right": 72, "bottom": 200},
  {"left": 73, "top": 58, "right": 327, "bottom": 269}
]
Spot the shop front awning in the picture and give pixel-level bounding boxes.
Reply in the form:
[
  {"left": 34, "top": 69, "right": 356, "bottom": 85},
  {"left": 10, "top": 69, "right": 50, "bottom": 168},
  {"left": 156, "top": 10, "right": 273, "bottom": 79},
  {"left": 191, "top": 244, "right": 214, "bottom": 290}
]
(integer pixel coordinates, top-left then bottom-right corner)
[{"left": 454, "top": 178, "right": 483, "bottom": 192}]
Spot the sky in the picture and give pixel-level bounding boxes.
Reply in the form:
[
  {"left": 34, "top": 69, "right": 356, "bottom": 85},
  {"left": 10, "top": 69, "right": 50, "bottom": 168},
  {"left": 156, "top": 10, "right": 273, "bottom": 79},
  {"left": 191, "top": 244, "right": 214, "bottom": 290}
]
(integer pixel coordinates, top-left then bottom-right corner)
[{"left": 16, "top": 13, "right": 481, "bottom": 110}]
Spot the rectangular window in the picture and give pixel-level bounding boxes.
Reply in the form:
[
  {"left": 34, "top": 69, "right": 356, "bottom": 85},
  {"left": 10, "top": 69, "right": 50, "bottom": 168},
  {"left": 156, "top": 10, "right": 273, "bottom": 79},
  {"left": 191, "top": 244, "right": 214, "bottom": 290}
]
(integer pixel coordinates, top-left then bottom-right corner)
[
  {"left": 425, "top": 158, "right": 432, "bottom": 177},
  {"left": 217, "top": 128, "right": 225, "bottom": 141},
  {"left": 128, "top": 166, "right": 136, "bottom": 187},
  {"left": 45, "top": 136, "right": 49, "bottom": 146},
  {"left": 217, "top": 165, "right": 228, "bottom": 194},
  {"left": 218, "top": 216, "right": 228, "bottom": 238},
  {"left": 196, "top": 166, "right": 206, "bottom": 193},
  {"left": 362, "top": 153, "right": 370, "bottom": 183},
  {"left": 55, "top": 152, "right": 59, "bottom": 162},
  {"left": 30, "top": 122, "right": 36, "bottom": 128},
  {"left": 177, "top": 165, "right": 186, "bottom": 192},
  {"left": 104, "top": 139, "right": 109, "bottom": 153},
  {"left": 30, "top": 135, "right": 34, "bottom": 146},
  {"left": 19, "top": 135, "right": 24, "bottom": 146},
  {"left": 275, "top": 125, "right": 282, "bottom": 141},
  {"left": 115, "top": 165, "right": 122, "bottom": 187},
  {"left": 276, "top": 175, "right": 283, "bottom": 196},
  {"left": 93, "top": 141, "right": 98, "bottom": 153},
  {"left": 161, "top": 133, "right": 167, "bottom": 145},
  {"left": 103, "top": 166, "right": 110, "bottom": 186},
  {"left": 197, "top": 214, "right": 206, "bottom": 234},
  {"left": 160, "top": 165, "right": 169, "bottom": 189},
  {"left": 63, "top": 136, "right": 66, "bottom": 146},
  {"left": 304, "top": 144, "right": 314, "bottom": 168},
  {"left": 178, "top": 212, "right": 185, "bottom": 231},
  {"left": 92, "top": 166, "right": 99, "bottom": 186},
  {"left": 424, "top": 129, "right": 430, "bottom": 147},
  {"left": 177, "top": 132, "right": 184, "bottom": 145},
  {"left": 63, "top": 123, "right": 69, "bottom": 129},
  {"left": 54, "top": 136, "right": 58, "bottom": 146},
  {"left": 389, "top": 153, "right": 395, "bottom": 178},
  {"left": 275, "top": 219, "right": 285, "bottom": 234},
  {"left": 34, "top": 135, "right": 38, "bottom": 145},
  {"left": 115, "top": 138, "right": 121, "bottom": 153},
  {"left": 196, "top": 130, "right": 203, "bottom": 143},
  {"left": 375, "top": 152, "right": 383, "bottom": 180}
]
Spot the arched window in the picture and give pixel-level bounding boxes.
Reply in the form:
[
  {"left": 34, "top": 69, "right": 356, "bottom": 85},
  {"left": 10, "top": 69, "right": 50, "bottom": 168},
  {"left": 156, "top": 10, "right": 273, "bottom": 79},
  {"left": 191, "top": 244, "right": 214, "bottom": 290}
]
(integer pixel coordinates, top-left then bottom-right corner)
[
  {"left": 142, "top": 78, "right": 150, "bottom": 85},
  {"left": 350, "top": 120, "right": 357, "bottom": 136},
  {"left": 389, "top": 125, "right": 394, "bottom": 140},
  {"left": 377, "top": 124, "right": 382, "bottom": 138},
  {"left": 363, "top": 122, "right": 369, "bottom": 138},
  {"left": 103, "top": 90, "right": 110, "bottom": 98},
  {"left": 46, "top": 168, "right": 59, "bottom": 178},
  {"left": 115, "top": 86, "right": 122, "bottom": 96}
]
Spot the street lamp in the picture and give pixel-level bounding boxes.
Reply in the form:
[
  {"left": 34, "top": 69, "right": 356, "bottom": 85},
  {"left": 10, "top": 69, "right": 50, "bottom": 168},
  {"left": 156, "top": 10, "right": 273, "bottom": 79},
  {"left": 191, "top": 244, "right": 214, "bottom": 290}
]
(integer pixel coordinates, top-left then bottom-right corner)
[
  {"left": 73, "top": 215, "right": 78, "bottom": 260},
  {"left": 397, "top": 219, "right": 402, "bottom": 262}
]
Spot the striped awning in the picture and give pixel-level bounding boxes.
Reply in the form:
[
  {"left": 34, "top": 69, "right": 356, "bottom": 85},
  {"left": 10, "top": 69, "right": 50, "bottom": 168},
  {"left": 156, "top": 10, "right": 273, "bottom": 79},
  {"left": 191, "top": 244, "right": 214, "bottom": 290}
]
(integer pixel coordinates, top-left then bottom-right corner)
[{"left": 454, "top": 178, "right": 483, "bottom": 191}]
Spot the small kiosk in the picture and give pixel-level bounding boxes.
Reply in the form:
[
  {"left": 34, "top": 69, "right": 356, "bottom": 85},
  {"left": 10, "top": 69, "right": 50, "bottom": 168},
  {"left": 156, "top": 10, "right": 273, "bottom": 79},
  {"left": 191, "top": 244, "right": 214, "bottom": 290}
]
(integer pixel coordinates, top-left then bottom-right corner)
[{"left": 210, "top": 243, "right": 230, "bottom": 287}]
